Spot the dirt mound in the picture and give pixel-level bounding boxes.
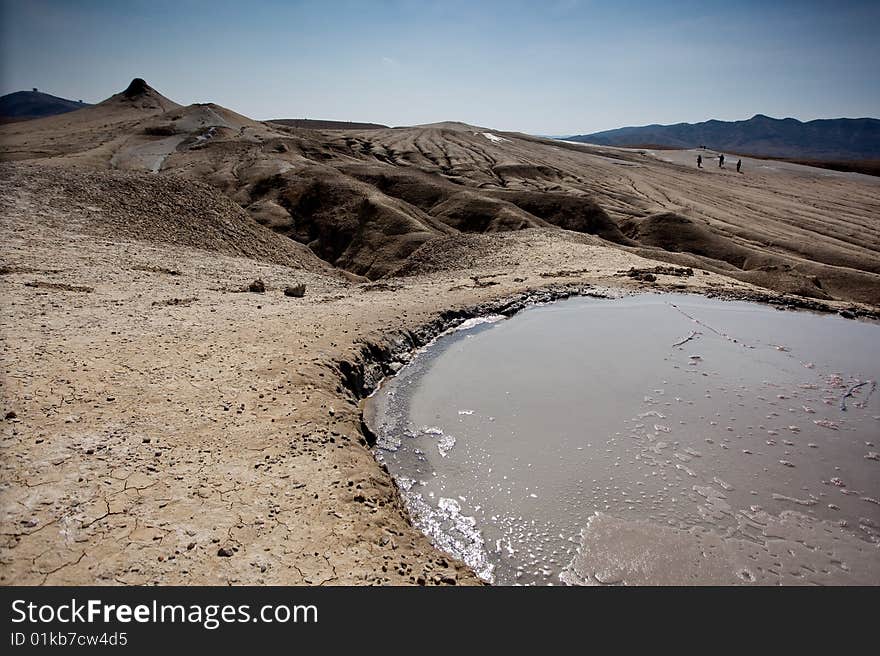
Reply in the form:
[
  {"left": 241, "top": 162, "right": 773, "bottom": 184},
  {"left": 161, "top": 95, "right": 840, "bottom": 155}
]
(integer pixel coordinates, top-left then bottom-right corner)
[
  {"left": 617, "top": 211, "right": 880, "bottom": 305},
  {"left": 249, "top": 167, "right": 453, "bottom": 278},
  {"left": 620, "top": 212, "right": 752, "bottom": 267},
  {"left": 1, "top": 163, "right": 333, "bottom": 272},
  {"left": 491, "top": 163, "right": 564, "bottom": 182},
  {"left": 493, "top": 190, "right": 631, "bottom": 244},
  {"left": 430, "top": 191, "right": 546, "bottom": 232},
  {"left": 339, "top": 165, "right": 451, "bottom": 213},
  {"left": 334, "top": 197, "right": 444, "bottom": 279},
  {"left": 123, "top": 78, "right": 150, "bottom": 98},
  {"left": 102, "top": 78, "right": 179, "bottom": 112}
]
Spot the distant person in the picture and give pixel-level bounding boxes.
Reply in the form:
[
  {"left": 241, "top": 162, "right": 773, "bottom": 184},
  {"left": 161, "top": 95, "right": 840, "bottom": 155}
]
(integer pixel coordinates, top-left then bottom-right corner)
[
  {"left": 736, "top": 159, "right": 742, "bottom": 173},
  {"left": 719, "top": 153, "right": 725, "bottom": 168},
  {"left": 697, "top": 154, "right": 702, "bottom": 168}
]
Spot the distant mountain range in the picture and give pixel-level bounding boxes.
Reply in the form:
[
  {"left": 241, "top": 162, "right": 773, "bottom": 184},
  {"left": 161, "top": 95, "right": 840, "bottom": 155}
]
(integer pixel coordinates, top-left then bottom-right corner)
[
  {"left": 566, "top": 115, "right": 880, "bottom": 160},
  {"left": 0, "top": 89, "right": 91, "bottom": 122}
]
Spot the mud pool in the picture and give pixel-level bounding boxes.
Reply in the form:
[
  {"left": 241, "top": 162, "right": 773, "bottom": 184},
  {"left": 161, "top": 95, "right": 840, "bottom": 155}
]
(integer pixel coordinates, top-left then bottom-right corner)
[{"left": 366, "top": 294, "right": 880, "bottom": 585}]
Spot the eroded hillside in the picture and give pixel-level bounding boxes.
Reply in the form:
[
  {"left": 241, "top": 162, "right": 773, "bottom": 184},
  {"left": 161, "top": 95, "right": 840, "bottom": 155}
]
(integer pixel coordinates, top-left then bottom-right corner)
[{"left": 2, "top": 79, "right": 878, "bottom": 305}]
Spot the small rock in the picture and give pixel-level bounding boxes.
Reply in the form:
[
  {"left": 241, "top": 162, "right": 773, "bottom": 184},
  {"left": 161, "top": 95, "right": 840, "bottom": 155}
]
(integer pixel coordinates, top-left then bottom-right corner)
[
  {"left": 284, "top": 284, "right": 306, "bottom": 298},
  {"left": 4, "top": 411, "right": 16, "bottom": 420},
  {"left": 217, "top": 546, "right": 235, "bottom": 557},
  {"left": 248, "top": 279, "right": 265, "bottom": 293}
]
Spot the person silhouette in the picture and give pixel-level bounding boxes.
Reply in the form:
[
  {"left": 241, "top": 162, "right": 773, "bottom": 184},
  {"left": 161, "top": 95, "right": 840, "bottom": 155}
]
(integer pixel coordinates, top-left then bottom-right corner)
[
  {"left": 697, "top": 154, "right": 702, "bottom": 168},
  {"left": 736, "top": 159, "right": 742, "bottom": 173},
  {"left": 719, "top": 154, "right": 725, "bottom": 168}
]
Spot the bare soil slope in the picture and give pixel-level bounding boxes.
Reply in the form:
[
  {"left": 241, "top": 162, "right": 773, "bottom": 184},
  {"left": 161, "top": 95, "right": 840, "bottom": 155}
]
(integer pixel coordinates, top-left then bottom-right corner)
[
  {"left": 1, "top": 163, "right": 335, "bottom": 273},
  {"left": 2, "top": 79, "right": 878, "bottom": 305}
]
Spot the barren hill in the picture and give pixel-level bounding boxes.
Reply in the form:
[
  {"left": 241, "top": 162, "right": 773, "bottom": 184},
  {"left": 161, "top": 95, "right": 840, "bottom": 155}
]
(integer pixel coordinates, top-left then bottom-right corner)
[
  {"left": 0, "top": 89, "right": 91, "bottom": 123},
  {"left": 1, "top": 162, "right": 333, "bottom": 273},
  {"left": 2, "top": 79, "right": 879, "bottom": 305},
  {"left": 0, "top": 78, "right": 180, "bottom": 163}
]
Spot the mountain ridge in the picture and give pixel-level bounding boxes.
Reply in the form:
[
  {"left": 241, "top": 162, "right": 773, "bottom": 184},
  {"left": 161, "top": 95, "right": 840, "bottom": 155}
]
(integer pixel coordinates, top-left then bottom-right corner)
[
  {"left": 567, "top": 114, "right": 880, "bottom": 160},
  {"left": 0, "top": 89, "right": 91, "bottom": 122}
]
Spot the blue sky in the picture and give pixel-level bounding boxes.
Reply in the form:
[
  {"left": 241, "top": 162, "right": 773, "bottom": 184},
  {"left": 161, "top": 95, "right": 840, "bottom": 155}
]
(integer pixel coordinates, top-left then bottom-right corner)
[{"left": 1, "top": 0, "right": 878, "bottom": 134}]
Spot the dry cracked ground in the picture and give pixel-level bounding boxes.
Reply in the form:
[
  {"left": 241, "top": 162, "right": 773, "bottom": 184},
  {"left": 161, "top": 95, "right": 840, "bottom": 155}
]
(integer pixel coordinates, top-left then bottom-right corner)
[{"left": 1, "top": 80, "right": 878, "bottom": 585}]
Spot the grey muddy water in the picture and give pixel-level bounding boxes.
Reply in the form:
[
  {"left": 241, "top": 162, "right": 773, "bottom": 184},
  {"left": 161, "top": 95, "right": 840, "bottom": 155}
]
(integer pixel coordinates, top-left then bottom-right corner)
[{"left": 366, "top": 294, "right": 880, "bottom": 585}]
